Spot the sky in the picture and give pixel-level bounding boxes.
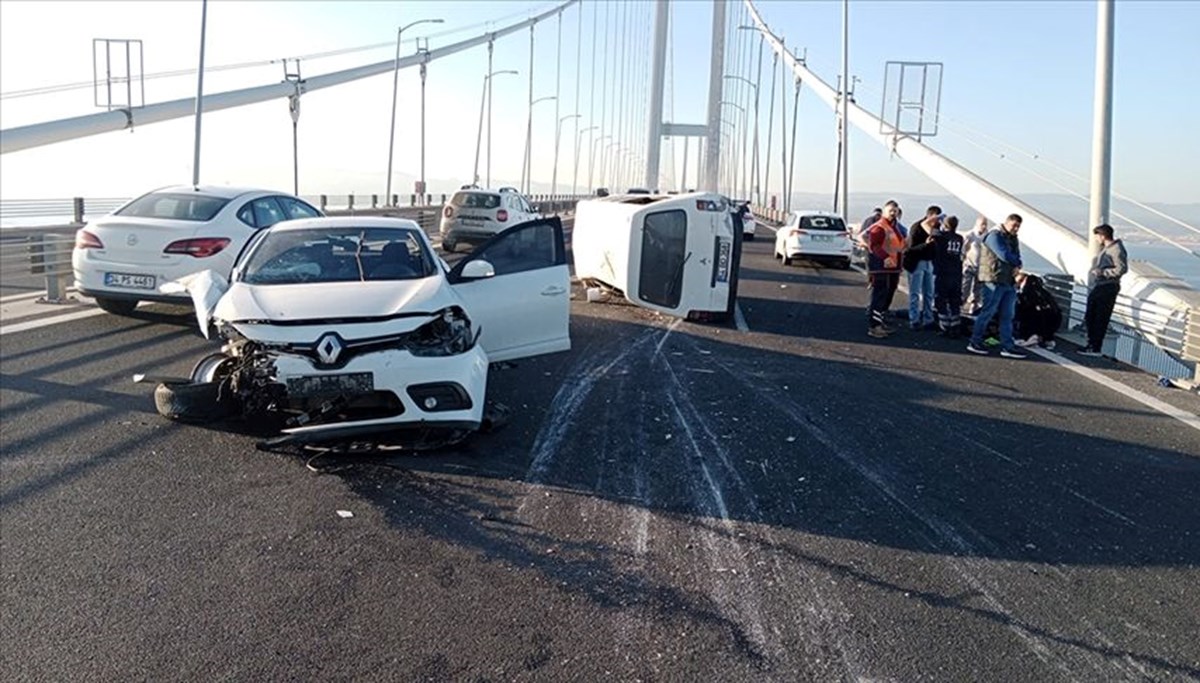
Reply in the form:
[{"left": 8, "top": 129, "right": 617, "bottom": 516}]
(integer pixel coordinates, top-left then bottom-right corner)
[{"left": 1, "top": 0, "right": 1198, "bottom": 214}]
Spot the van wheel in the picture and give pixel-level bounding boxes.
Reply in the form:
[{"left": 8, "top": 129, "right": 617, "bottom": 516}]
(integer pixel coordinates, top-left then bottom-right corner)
[{"left": 96, "top": 297, "right": 138, "bottom": 315}]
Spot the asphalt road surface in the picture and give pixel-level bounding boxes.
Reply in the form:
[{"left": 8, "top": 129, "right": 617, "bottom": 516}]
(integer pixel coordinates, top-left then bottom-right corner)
[{"left": 3, "top": 219, "right": 1199, "bottom": 681}]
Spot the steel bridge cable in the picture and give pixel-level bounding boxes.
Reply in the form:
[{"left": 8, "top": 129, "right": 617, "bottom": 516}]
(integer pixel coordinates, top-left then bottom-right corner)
[
  {"left": 854, "top": 78, "right": 1200, "bottom": 237},
  {"left": 850, "top": 78, "right": 1200, "bottom": 259},
  {"left": 1, "top": 0, "right": 580, "bottom": 154}
]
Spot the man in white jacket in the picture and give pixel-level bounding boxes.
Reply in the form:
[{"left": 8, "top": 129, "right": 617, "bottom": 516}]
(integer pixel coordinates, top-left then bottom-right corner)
[{"left": 961, "top": 216, "right": 989, "bottom": 316}]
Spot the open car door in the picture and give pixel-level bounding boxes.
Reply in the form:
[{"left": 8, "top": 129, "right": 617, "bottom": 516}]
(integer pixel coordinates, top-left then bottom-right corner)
[{"left": 448, "top": 217, "right": 571, "bottom": 363}]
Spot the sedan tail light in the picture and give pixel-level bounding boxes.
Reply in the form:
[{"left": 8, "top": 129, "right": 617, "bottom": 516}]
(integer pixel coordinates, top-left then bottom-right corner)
[
  {"left": 787, "top": 228, "right": 806, "bottom": 238},
  {"left": 496, "top": 209, "right": 508, "bottom": 223},
  {"left": 75, "top": 229, "right": 104, "bottom": 249},
  {"left": 163, "top": 237, "right": 231, "bottom": 258}
]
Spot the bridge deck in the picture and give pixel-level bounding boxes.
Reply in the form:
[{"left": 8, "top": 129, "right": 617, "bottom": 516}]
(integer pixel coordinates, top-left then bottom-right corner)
[{"left": 2, "top": 221, "right": 1198, "bottom": 681}]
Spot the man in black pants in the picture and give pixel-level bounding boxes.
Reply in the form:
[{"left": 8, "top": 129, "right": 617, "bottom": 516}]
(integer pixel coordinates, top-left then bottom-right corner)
[
  {"left": 865, "top": 201, "right": 905, "bottom": 338},
  {"left": 1079, "top": 224, "right": 1128, "bottom": 357}
]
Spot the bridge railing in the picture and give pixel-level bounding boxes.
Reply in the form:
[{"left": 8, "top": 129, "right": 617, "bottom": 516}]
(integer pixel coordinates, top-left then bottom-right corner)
[{"left": 1, "top": 194, "right": 590, "bottom": 303}]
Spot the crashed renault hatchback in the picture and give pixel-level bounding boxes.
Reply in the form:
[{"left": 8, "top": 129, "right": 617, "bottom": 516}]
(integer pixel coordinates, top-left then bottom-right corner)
[{"left": 149, "top": 216, "right": 570, "bottom": 447}]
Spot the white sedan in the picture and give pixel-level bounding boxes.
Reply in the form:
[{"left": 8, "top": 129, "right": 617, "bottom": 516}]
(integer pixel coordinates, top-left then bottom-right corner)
[
  {"left": 73, "top": 185, "right": 321, "bottom": 314},
  {"left": 774, "top": 209, "right": 853, "bottom": 269},
  {"left": 152, "top": 216, "right": 571, "bottom": 448}
]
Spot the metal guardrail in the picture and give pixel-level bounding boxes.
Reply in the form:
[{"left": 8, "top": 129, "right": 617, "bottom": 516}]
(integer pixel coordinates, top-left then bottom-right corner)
[
  {"left": 2, "top": 195, "right": 586, "bottom": 303},
  {"left": 1044, "top": 273, "right": 1196, "bottom": 381}
]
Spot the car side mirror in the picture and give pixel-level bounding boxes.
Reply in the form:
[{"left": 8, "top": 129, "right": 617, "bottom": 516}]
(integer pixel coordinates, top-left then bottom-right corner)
[{"left": 460, "top": 259, "right": 495, "bottom": 280}]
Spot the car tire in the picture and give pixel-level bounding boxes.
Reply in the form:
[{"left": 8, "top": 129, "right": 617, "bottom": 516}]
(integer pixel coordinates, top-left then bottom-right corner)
[
  {"left": 95, "top": 297, "right": 138, "bottom": 315},
  {"left": 443, "top": 240, "right": 457, "bottom": 253},
  {"left": 838, "top": 258, "right": 852, "bottom": 270},
  {"left": 744, "top": 233, "right": 755, "bottom": 241},
  {"left": 190, "top": 353, "right": 236, "bottom": 383},
  {"left": 154, "top": 381, "right": 240, "bottom": 423}
]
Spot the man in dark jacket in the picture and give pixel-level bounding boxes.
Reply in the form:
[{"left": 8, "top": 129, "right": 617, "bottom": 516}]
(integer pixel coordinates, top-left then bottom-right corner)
[
  {"left": 903, "top": 205, "right": 941, "bottom": 330},
  {"left": 1079, "top": 224, "right": 1128, "bottom": 357},
  {"left": 967, "top": 213, "right": 1026, "bottom": 358},
  {"left": 865, "top": 200, "right": 905, "bottom": 338},
  {"left": 932, "top": 215, "right": 965, "bottom": 336},
  {"left": 1014, "top": 271, "right": 1063, "bottom": 349}
]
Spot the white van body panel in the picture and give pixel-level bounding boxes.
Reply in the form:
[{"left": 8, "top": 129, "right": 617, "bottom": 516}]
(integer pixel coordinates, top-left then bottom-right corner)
[{"left": 573, "top": 192, "right": 736, "bottom": 319}]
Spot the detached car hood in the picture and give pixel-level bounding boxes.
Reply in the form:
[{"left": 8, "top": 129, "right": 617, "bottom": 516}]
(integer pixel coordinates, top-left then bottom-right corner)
[{"left": 215, "top": 276, "right": 455, "bottom": 324}]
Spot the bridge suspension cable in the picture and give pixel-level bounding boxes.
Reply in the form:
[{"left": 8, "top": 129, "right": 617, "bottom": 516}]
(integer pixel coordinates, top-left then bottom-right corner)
[{"left": 0, "top": 0, "right": 579, "bottom": 155}]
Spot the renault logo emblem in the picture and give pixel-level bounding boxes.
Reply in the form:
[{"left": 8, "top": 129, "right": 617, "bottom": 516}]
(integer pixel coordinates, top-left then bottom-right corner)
[
  {"left": 315, "top": 333, "right": 343, "bottom": 365},
  {"left": 126, "top": 233, "right": 139, "bottom": 247}
]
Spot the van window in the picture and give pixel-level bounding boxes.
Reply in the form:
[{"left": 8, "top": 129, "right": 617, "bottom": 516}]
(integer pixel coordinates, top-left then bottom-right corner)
[
  {"left": 638, "top": 209, "right": 688, "bottom": 309},
  {"left": 800, "top": 215, "right": 847, "bottom": 231},
  {"left": 451, "top": 192, "right": 501, "bottom": 209}
]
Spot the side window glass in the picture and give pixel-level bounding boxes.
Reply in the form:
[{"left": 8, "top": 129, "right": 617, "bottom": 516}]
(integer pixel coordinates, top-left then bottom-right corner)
[
  {"left": 278, "top": 196, "right": 320, "bottom": 219},
  {"left": 237, "top": 203, "right": 257, "bottom": 228},
  {"left": 471, "top": 222, "right": 558, "bottom": 276},
  {"left": 252, "top": 198, "right": 287, "bottom": 229}
]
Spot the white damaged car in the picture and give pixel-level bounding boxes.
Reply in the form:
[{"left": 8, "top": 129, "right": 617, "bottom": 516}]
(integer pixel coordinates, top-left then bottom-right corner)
[{"left": 147, "top": 215, "right": 570, "bottom": 448}]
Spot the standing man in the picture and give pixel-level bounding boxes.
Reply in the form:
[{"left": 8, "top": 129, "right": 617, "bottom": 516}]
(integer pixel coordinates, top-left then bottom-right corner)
[
  {"left": 961, "top": 216, "right": 989, "bottom": 316},
  {"left": 932, "top": 215, "right": 965, "bottom": 336},
  {"left": 903, "top": 205, "right": 941, "bottom": 330},
  {"left": 1078, "top": 224, "right": 1128, "bottom": 357},
  {"left": 967, "top": 213, "right": 1026, "bottom": 358},
  {"left": 865, "top": 200, "right": 905, "bottom": 338}
]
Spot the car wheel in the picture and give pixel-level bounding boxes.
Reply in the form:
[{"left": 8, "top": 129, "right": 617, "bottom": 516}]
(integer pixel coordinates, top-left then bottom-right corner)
[
  {"left": 95, "top": 297, "right": 138, "bottom": 315},
  {"left": 443, "top": 240, "right": 457, "bottom": 253},
  {"left": 154, "top": 381, "right": 241, "bottom": 423},
  {"left": 838, "top": 258, "right": 852, "bottom": 270},
  {"left": 190, "top": 353, "right": 236, "bottom": 383}
]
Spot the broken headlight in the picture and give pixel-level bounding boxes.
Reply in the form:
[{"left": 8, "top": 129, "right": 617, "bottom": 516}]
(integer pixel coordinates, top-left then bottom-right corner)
[{"left": 409, "top": 307, "right": 475, "bottom": 357}]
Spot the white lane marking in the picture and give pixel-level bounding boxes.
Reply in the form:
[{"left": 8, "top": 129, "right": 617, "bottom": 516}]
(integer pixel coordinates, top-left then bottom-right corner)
[
  {"left": 0, "top": 308, "right": 106, "bottom": 336},
  {"left": 1029, "top": 347, "right": 1200, "bottom": 433},
  {"left": 734, "top": 302, "right": 749, "bottom": 332}
]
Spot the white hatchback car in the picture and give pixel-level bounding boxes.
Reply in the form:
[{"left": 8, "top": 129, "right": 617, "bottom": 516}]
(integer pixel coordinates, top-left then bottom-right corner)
[
  {"left": 774, "top": 209, "right": 853, "bottom": 269},
  {"left": 439, "top": 187, "right": 541, "bottom": 253},
  {"left": 153, "top": 216, "right": 570, "bottom": 447},
  {"left": 73, "top": 185, "right": 321, "bottom": 314}
]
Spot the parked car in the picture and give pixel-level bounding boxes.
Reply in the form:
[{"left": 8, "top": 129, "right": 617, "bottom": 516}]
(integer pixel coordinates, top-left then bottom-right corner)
[
  {"left": 152, "top": 215, "right": 571, "bottom": 448},
  {"left": 72, "top": 185, "right": 321, "bottom": 315},
  {"left": 773, "top": 209, "right": 853, "bottom": 269},
  {"left": 438, "top": 187, "right": 541, "bottom": 253}
]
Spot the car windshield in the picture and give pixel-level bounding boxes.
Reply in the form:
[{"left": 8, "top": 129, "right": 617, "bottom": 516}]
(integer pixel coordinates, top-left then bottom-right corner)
[
  {"left": 115, "top": 192, "right": 230, "bottom": 221},
  {"left": 799, "top": 215, "right": 847, "bottom": 231},
  {"left": 450, "top": 192, "right": 501, "bottom": 209},
  {"left": 239, "top": 227, "right": 435, "bottom": 285}
]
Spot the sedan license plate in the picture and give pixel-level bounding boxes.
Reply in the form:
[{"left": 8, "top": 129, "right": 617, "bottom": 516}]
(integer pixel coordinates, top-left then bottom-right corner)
[
  {"left": 104, "top": 272, "right": 157, "bottom": 290},
  {"left": 812, "top": 234, "right": 834, "bottom": 243},
  {"left": 287, "top": 372, "right": 374, "bottom": 398}
]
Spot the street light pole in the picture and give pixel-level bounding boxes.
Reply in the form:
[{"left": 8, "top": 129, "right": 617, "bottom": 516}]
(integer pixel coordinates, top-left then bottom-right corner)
[
  {"left": 574, "top": 124, "right": 597, "bottom": 195},
  {"left": 590, "top": 134, "right": 610, "bottom": 191},
  {"left": 418, "top": 40, "right": 429, "bottom": 204},
  {"left": 724, "top": 76, "right": 757, "bottom": 200},
  {"left": 386, "top": 18, "right": 443, "bottom": 206},
  {"left": 191, "top": 0, "right": 208, "bottom": 186},
  {"left": 553, "top": 113, "right": 580, "bottom": 195},
  {"left": 521, "top": 95, "right": 557, "bottom": 195},
  {"left": 474, "top": 69, "right": 518, "bottom": 186}
]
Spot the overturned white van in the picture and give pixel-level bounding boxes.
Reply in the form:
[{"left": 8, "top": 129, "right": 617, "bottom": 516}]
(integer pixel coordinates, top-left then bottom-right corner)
[{"left": 572, "top": 192, "right": 741, "bottom": 322}]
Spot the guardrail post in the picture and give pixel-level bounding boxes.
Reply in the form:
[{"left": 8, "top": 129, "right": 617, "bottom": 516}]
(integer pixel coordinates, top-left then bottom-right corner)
[
  {"left": 319, "top": 195, "right": 327, "bottom": 212},
  {"left": 73, "top": 197, "right": 85, "bottom": 224},
  {"left": 348, "top": 194, "right": 355, "bottom": 211},
  {"left": 440, "top": 193, "right": 447, "bottom": 204},
  {"left": 39, "top": 234, "right": 72, "bottom": 304},
  {"left": 371, "top": 194, "right": 378, "bottom": 208}
]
